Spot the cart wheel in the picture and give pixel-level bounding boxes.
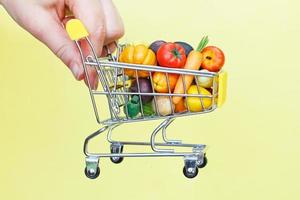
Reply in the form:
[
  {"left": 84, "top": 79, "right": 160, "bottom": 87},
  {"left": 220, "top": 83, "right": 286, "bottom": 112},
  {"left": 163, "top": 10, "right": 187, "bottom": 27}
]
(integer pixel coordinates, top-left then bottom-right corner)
[
  {"left": 110, "top": 143, "right": 124, "bottom": 164},
  {"left": 84, "top": 166, "right": 100, "bottom": 179},
  {"left": 183, "top": 166, "right": 198, "bottom": 179},
  {"left": 110, "top": 156, "right": 124, "bottom": 164},
  {"left": 197, "top": 155, "right": 208, "bottom": 168}
]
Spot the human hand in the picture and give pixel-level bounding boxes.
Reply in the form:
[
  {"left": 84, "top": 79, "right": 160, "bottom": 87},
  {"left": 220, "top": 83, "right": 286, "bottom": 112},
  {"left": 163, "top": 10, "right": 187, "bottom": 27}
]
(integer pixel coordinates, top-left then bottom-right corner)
[{"left": 1, "top": 0, "right": 124, "bottom": 89}]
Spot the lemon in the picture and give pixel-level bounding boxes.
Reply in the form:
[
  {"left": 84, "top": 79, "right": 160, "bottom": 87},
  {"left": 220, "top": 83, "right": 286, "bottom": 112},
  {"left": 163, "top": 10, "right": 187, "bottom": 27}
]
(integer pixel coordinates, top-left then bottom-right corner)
[{"left": 187, "top": 85, "right": 212, "bottom": 112}]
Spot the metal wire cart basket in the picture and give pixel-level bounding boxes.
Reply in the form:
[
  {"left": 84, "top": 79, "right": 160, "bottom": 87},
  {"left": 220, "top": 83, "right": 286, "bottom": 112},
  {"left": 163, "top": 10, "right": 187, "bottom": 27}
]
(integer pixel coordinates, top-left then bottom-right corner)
[{"left": 66, "top": 19, "right": 228, "bottom": 179}]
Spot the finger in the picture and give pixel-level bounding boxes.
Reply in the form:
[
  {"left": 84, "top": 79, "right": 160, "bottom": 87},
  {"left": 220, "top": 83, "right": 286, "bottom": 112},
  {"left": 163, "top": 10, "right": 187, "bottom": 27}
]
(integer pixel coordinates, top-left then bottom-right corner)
[
  {"left": 73, "top": 38, "right": 98, "bottom": 90},
  {"left": 84, "top": 69, "right": 98, "bottom": 90},
  {"left": 63, "top": 16, "right": 99, "bottom": 87},
  {"left": 66, "top": 0, "right": 106, "bottom": 57},
  {"left": 62, "top": 12, "right": 99, "bottom": 89},
  {"left": 3, "top": 2, "right": 86, "bottom": 80},
  {"left": 20, "top": 9, "right": 85, "bottom": 80},
  {"left": 99, "top": 0, "right": 124, "bottom": 45},
  {"left": 62, "top": 16, "right": 74, "bottom": 26},
  {"left": 63, "top": 16, "right": 99, "bottom": 86},
  {"left": 100, "top": 42, "right": 117, "bottom": 57},
  {"left": 66, "top": 0, "right": 106, "bottom": 89}
]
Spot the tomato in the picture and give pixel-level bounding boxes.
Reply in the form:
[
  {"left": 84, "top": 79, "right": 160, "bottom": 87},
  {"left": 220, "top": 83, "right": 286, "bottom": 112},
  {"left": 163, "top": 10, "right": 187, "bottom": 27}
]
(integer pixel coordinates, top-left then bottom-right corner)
[
  {"left": 119, "top": 44, "right": 156, "bottom": 77},
  {"left": 157, "top": 43, "right": 186, "bottom": 68}
]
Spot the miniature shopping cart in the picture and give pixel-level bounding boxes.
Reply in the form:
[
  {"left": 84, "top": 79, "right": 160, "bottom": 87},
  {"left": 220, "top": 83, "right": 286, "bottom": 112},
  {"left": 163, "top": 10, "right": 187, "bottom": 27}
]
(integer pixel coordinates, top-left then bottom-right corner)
[{"left": 66, "top": 19, "right": 227, "bottom": 179}]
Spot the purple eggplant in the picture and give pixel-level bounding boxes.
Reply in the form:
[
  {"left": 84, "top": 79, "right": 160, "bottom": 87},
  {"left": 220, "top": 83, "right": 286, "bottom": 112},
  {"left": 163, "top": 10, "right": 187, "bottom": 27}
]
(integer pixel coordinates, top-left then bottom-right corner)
[
  {"left": 175, "top": 41, "right": 194, "bottom": 56},
  {"left": 130, "top": 78, "right": 153, "bottom": 103},
  {"left": 149, "top": 40, "right": 166, "bottom": 54}
]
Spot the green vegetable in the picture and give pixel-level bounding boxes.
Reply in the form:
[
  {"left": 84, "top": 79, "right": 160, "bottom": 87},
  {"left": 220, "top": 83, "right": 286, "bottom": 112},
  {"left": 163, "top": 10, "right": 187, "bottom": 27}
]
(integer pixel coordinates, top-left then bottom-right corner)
[
  {"left": 124, "top": 95, "right": 141, "bottom": 118},
  {"left": 143, "top": 102, "right": 155, "bottom": 116}
]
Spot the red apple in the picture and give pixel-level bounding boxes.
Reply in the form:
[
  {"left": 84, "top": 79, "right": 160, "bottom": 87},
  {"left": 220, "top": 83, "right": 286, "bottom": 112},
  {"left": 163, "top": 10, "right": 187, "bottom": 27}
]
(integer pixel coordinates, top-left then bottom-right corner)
[{"left": 201, "top": 46, "right": 225, "bottom": 72}]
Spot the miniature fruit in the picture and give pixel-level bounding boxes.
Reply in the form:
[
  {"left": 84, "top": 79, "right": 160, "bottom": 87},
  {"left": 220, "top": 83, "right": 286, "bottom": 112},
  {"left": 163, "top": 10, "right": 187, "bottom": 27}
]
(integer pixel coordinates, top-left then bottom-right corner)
[
  {"left": 201, "top": 46, "right": 225, "bottom": 72},
  {"left": 187, "top": 85, "right": 212, "bottom": 112},
  {"left": 157, "top": 43, "right": 186, "bottom": 68},
  {"left": 175, "top": 41, "right": 194, "bottom": 56},
  {"left": 119, "top": 44, "right": 156, "bottom": 77},
  {"left": 130, "top": 78, "right": 153, "bottom": 104},
  {"left": 152, "top": 72, "right": 179, "bottom": 93},
  {"left": 149, "top": 40, "right": 166, "bottom": 54}
]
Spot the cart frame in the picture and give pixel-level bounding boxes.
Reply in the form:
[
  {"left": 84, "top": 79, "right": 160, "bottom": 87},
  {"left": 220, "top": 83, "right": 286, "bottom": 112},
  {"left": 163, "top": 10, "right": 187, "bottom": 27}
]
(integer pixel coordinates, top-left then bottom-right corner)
[{"left": 66, "top": 19, "right": 227, "bottom": 179}]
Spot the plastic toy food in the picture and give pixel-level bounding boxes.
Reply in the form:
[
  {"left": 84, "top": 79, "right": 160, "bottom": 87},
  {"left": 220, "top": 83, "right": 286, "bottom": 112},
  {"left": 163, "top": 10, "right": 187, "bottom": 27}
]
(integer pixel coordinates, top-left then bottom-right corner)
[
  {"left": 119, "top": 44, "right": 156, "bottom": 77},
  {"left": 130, "top": 78, "right": 153, "bottom": 104},
  {"left": 149, "top": 40, "right": 166, "bottom": 54},
  {"left": 124, "top": 95, "right": 141, "bottom": 118},
  {"left": 187, "top": 85, "right": 212, "bottom": 112},
  {"left": 201, "top": 46, "right": 225, "bottom": 72},
  {"left": 175, "top": 41, "right": 194, "bottom": 56},
  {"left": 157, "top": 42, "right": 186, "bottom": 68},
  {"left": 174, "top": 98, "right": 187, "bottom": 113},
  {"left": 152, "top": 96, "right": 173, "bottom": 116},
  {"left": 152, "top": 72, "right": 179, "bottom": 93},
  {"left": 172, "top": 36, "right": 209, "bottom": 104},
  {"left": 196, "top": 69, "right": 214, "bottom": 88}
]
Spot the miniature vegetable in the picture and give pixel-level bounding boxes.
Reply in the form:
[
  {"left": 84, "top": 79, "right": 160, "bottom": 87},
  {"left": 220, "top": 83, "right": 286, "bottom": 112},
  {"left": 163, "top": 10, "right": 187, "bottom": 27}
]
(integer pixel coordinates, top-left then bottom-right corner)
[
  {"left": 119, "top": 44, "right": 156, "bottom": 78},
  {"left": 175, "top": 41, "right": 194, "bottom": 56},
  {"left": 196, "top": 69, "right": 213, "bottom": 88},
  {"left": 152, "top": 96, "right": 173, "bottom": 116},
  {"left": 143, "top": 102, "right": 155, "bottom": 116},
  {"left": 157, "top": 42, "right": 186, "bottom": 68},
  {"left": 124, "top": 95, "right": 141, "bottom": 118},
  {"left": 130, "top": 78, "right": 153, "bottom": 104},
  {"left": 172, "top": 36, "right": 208, "bottom": 104},
  {"left": 149, "top": 40, "right": 166, "bottom": 54}
]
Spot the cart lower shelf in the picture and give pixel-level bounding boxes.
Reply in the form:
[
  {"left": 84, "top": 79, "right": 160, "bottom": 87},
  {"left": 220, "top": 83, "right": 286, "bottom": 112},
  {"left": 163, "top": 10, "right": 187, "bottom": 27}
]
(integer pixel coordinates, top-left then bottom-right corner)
[{"left": 83, "top": 117, "right": 208, "bottom": 179}]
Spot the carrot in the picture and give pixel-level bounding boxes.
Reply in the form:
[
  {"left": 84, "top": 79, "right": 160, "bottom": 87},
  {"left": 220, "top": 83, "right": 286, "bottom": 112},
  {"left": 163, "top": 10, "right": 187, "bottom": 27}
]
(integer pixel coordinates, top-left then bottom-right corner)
[{"left": 172, "top": 36, "right": 209, "bottom": 104}]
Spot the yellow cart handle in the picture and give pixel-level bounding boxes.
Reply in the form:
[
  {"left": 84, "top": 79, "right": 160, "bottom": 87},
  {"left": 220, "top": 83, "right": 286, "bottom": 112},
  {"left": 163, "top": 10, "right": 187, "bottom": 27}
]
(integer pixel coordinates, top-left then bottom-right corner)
[
  {"left": 66, "top": 19, "right": 89, "bottom": 40},
  {"left": 217, "top": 71, "right": 228, "bottom": 107}
]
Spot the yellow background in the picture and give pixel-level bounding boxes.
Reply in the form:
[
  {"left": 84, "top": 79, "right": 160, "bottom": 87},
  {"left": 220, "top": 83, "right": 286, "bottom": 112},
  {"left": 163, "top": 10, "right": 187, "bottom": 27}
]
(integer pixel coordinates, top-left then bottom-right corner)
[{"left": 1, "top": 0, "right": 300, "bottom": 199}]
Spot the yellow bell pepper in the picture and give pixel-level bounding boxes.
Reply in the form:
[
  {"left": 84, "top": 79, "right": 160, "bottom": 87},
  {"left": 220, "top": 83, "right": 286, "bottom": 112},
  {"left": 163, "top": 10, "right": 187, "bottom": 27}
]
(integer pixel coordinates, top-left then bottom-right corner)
[{"left": 119, "top": 44, "right": 156, "bottom": 78}]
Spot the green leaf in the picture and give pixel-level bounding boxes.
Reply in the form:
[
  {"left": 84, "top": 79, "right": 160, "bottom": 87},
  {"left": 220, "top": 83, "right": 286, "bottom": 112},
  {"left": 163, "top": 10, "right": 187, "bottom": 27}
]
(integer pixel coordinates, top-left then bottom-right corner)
[{"left": 196, "top": 36, "right": 209, "bottom": 52}]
